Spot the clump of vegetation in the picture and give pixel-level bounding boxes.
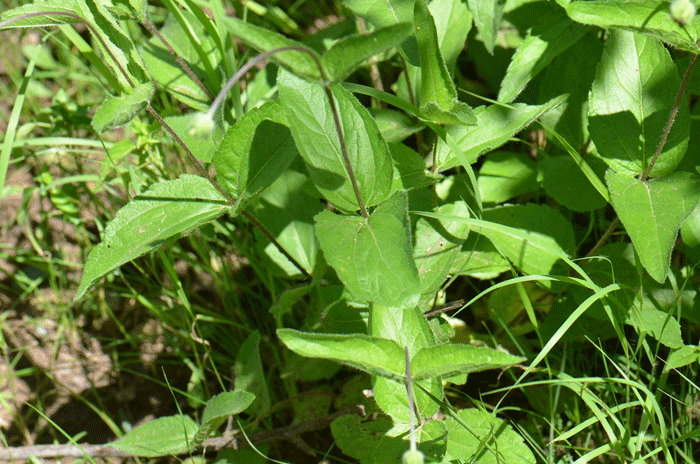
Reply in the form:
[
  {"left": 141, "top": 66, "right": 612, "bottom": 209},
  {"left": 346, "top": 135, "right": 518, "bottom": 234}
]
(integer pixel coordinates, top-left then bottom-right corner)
[{"left": 1, "top": 0, "right": 699, "bottom": 462}]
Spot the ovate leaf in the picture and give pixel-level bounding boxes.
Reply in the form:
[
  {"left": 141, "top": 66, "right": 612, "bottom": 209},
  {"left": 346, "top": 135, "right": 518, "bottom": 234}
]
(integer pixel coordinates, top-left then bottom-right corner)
[
  {"left": 588, "top": 30, "right": 690, "bottom": 177},
  {"left": 606, "top": 170, "right": 700, "bottom": 283},
  {"left": 192, "top": 390, "right": 255, "bottom": 447},
  {"left": 411, "top": 344, "right": 525, "bottom": 381},
  {"left": 467, "top": 0, "right": 505, "bottom": 54},
  {"left": 314, "top": 191, "right": 421, "bottom": 308},
  {"left": 92, "top": 82, "right": 153, "bottom": 132},
  {"left": 278, "top": 69, "right": 393, "bottom": 211},
  {"left": 109, "top": 415, "right": 198, "bottom": 457},
  {"left": 233, "top": 331, "right": 270, "bottom": 416},
  {"left": 75, "top": 175, "right": 229, "bottom": 300}
]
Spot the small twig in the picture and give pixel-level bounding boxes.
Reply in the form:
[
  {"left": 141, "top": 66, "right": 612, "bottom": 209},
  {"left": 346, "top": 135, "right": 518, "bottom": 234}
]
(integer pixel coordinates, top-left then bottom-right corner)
[{"left": 0, "top": 406, "right": 365, "bottom": 461}]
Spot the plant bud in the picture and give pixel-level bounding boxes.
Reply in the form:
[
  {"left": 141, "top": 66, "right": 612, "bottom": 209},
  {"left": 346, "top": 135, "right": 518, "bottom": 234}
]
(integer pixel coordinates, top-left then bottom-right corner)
[
  {"left": 188, "top": 112, "right": 215, "bottom": 137},
  {"left": 670, "top": 0, "right": 696, "bottom": 25},
  {"left": 401, "top": 449, "right": 425, "bottom": 464}
]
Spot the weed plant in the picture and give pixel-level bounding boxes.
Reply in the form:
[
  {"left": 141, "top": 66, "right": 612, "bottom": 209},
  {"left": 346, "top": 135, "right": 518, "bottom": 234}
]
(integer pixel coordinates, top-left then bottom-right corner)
[{"left": 1, "top": 0, "right": 699, "bottom": 463}]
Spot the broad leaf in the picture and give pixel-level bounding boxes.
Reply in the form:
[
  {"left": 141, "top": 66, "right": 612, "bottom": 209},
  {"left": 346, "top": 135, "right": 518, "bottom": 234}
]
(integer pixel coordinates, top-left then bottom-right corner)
[
  {"left": 252, "top": 170, "right": 323, "bottom": 276},
  {"left": 434, "top": 95, "right": 566, "bottom": 171},
  {"left": 223, "top": 16, "right": 320, "bottom": 82},
  {"left": 499, "top": 8, "right": 589, "bottom": 103},
  {"left": 444, "top": 409, "right": 536, "bottom": 464},
  {"left": 0, "top": 1, "right": 81, "bottom": 28},
  {"left": 566, "top": 0, "right": 700, "bottom": 54},
  {"left": 233, "top": 331, "right": 271, "bottom": 416},
  {"left": 192, "top": 390, "right": 255, "bottom": 447},
  {"left": 467, "top": 0, "right": 505, "bottom": 54},
  {"left": 411, "top": 344, "right": 525, "bottom": 381},
  {"left": 415, "top": 0, "right": 476, "bottom": 125},
  {"left": 478, "top": 204, "right": 575, "bottom": 284},
  {"left": 478, "top": 151, "right": 539, "bottom": 204},
  {"left": 627, "top": 308, "right": 683, "bottom": 349},
  {"left": 214, "top": 101, "right": 298, "bottom": 204},
  {"left": 315, "top": 191, "right": 421, "bottom": 308},
  {"left": 75, "top": 175, "right": 230, "bottom": 300},
  {"left": 163, "top": 111, "right": 224, "bottom": 163},
  {"left": 342, "top": 0, "right": 414, "bottom": 29},
  {"left": 541, "top": 155, "right": 607, "bottom": 212},
  {"left": 92, "top": 82, "right": 153, "bottom": 132},
  {"left": 588, "top": 30, "right": 690, "bottom": 177},
  {"left": 277, "top": 328, "right": 405, "bottom": 381},
  {"left": 109, "top": 415, "right": 198, "bottom": 457},
  {"left": 606, "top": 170, "right": 700, "bottom": 283},
  {"left": 451, "top": 233, "right": 511, "bottom": 280},
  {"left": 369, "top": 304, "right": 441, "bottom": 422},
  {"left": 322, "top": 22, "right": 413, "bottom": 84},
  {"left": 278, "top": 69, "right": 393, "bottom": 211},
  {"left": 432, "top": 0, "right": 472, "bottom": 72}
]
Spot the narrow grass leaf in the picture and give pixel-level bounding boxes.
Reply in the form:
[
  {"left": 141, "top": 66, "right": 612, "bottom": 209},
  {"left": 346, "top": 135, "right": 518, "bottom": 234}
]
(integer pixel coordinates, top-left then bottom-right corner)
[
  {"left": 277, "top": 329, "right": 405, "bottom": 381},
  {"left": 411, "top": 344, "right": 524, "bottom": 381},
  {"left": 606, "top": 170, "right": 700, "bottom": 283},
  {"left": 278, "top": 69, "right": 393, "bottom": 211},
  {"left": 566, "top": 0, "right": 700, "bottom": 54},
  {"left": 75, "top": 175, "right": 230, "bottom": 300},
  {"left": 109, "top": 415, "right": 198, "bottom": 457},
  {"left": 589, "top": 30, "right": 689, "bottom": 177},
  {"left": 498, "top": 8, "right": 589, "bottom": 103}
]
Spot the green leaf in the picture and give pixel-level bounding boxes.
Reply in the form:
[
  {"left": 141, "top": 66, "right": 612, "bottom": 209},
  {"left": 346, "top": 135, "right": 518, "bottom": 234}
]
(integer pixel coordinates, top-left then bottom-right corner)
[
  {"left": 315, "top": 191, "right": 421, "bottom": 308},
  {"left": 541, "top": 155, "right": 607, "bottom": 212},
  {"left": 665, "top": 345, "right": 700, "bottom": 370},
  {"left": 223, "top": 16, "right": 320, "bottom": 82},
  {"left": 444, "top": 408, "right": 536, "bottom": 464},
  {"left": 252, "top": 170, "right": 324, "bottom": 276},
  {"left": 162, "top": 112, "right": 224, "bottom": 163},
  {"left": 277, "top": 328, "right": 405, "bottom": 381},
  {"left": 588, "top": 30, "right": 690, "bottom": 177},
  {"left": 0, "top": 1, "right": 81, "bottom": 28},
  {"left": 467, "top": 0, "right": 505, "bottom": 54},
  {"left": 374, "top": 109, "right": 425, "bottom": 143},
  {"left": 498, "top": 8, "right": 589, "bottom": 103},
  {"left": 411, "top": 344, "right": 525, "bottom": 381},
  {"left": 431, "top": 0, "right": 472, "bottom": 72},
  {"left": 278, "top": 69, "right": 393, "bottom": 210},
  {"left": 75, "top": 175, "right": 230, "bottom": 300},
  {"left": 451, "top": 233, "right": 510, "bottom": 280},
  {"left": 414, "top": 202, "right": 471, "bottom": 299},
  {"left": 233, "top": 331, "right": 270, "bottom": 416},
  {"left": 414, "top": 0, "right": 476, "bottom": 125},
  {"left": 214, "top": 100, "right": 297, "bottom": 204},
  {"left": 478, "top": 204, "right": 575, "bottom": 283},
  {"left": 369, "top": 304, "right": 441, "bottom": 422},
  {"left": 566, "top": 0, "right": 700, "bottom": 54},
  {"left": 192, "top": 390, "right": 256, "bottom": 447},
  {"left": 434, "top": 95, "right": 566, "bottom": 171},
  {"left": 606, "top": 170, "right": 700, "bottom": 283},
  {"left": 627, "top": 308, "right": 683, "bottom": 349},
  {"left": 322, "top": 22, "right": 413, "bottom": 84},
  {"left": 140, "top": 11, "right": 217, "bottom": 110},
  {"left": 478, "top": 151, "right": 539, "bottom": 204},
  {"left": 342, "top": 0, "right": 414, "bottom": 29},
  {"left": 91, "top": 83, "right": 153, "bottom": 132},
  {"left": 109, "top": 415, "right": 198, "bottom": 457}
]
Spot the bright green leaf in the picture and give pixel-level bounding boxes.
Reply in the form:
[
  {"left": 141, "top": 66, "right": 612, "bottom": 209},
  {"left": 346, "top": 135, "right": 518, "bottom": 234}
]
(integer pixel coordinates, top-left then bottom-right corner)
[
  {"left": 566, "top": 0, "right": 700, "bottom": 54},
  {"left": 91, "top": 83, "right": 153, "bottom": 132},
  {"left": 589, "top": 30, "right": 690, "bottom": 177},
  {"left": 606, "top": 170, "right": 700, "bottom": 283},
  {"left": 627, "top": 308, "right": 683, "bottom": 349},
  {"left": 192, "top": 390, "right": 256, "bottom": 447},
  {"left": 315, "top": 191, "right": 421, "bottom": 308},
  {"left": 444, "top": 408, "right": 535, "bottom": 464},
  {"left": 278, "top": 69, "right": 393, "bottom": 210},
  {"left": 322, "top": 22, "right": 413, "bottom": 84},
  {"left": 277, "top": 328, "right": 405, "bottom": 381},
  {"left": 431, "top": 0, "right": 472, "bottom": 72},
  {"left": 499, "top": 8, "right": 589, "bottom": 103},
  {"left": 434, "top": 95, "right": 566, "bottom": 171},
  {"left": 75, "top": 175, "right": 230, "bottom": 300},
  {"left": 411, "top": 344, "right": 524, "bottom": 381},
  {"left": 478, "top": 151, "right": 539, "bottom": 204},
  {"left": 109, "top": 415, "right": 198, "bottom": 457},
  {"left": 162, "top": 112, "right": 224, "bottom": 163},
  {"left": 467, "top": 0, "right": 505, "bottom": 54}
]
